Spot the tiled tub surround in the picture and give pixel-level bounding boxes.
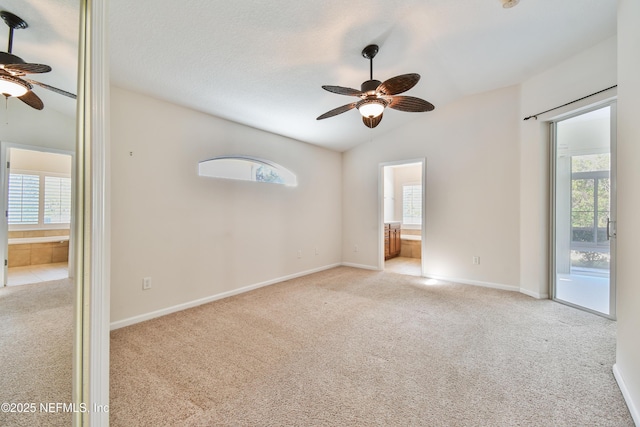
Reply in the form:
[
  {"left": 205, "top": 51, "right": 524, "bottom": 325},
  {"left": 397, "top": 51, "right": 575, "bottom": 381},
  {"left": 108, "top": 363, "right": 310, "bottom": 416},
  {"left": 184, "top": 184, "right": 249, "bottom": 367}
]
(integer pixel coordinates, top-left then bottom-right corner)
[
  {"left": 8, "top": 230, "right": 70, "bottom": 267},
  {"left": 400, "top": 228, "right": 421, "bottom": 259}
]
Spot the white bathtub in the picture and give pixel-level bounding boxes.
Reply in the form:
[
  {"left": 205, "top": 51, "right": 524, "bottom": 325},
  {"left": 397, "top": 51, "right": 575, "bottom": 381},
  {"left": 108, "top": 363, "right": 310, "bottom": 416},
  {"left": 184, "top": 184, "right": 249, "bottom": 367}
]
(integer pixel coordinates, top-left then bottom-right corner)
[
  {"left": 400, "top": 234, "right": 421, "bottom": 258},
  {"left": 8, "top": 236, "right": 70, "bottom": 245},
  {"left": 400, "top": 234, "right": 421, "bottom": 241}
]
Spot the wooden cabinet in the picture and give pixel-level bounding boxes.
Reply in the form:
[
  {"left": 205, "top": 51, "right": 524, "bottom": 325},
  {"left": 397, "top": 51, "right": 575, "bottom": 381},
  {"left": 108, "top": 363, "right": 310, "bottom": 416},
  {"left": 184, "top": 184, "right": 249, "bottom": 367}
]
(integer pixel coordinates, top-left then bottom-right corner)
[
  {"left": 384, "top": 224, "right": 390, "bottom": 259},
  {"left": 384, "top": 223, "right": 401, "bottom": 260}
]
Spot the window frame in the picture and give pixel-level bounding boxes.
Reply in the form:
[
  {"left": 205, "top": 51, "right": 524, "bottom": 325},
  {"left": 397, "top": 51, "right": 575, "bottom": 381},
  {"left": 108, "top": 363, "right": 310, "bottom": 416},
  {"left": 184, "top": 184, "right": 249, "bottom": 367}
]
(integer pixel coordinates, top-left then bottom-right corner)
[
  {"left": 8, "top": 168, "right": 72, "bottom": 231},
  {"left": 198, "top": 155, "right": 297, "bottom": 187},
  {"left": 402, "top": 182, "right": 423, "bottom": 227}
]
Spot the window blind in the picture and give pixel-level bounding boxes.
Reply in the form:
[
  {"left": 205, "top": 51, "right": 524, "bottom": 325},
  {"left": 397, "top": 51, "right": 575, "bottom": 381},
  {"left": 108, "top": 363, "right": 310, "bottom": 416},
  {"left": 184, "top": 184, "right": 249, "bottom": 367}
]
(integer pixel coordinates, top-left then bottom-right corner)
[
  {"left": 403, "top": 184, "right": 422, "bottom": 225},
  {"left": 8, "top": 173, "right": 40, "bottom": 225}
]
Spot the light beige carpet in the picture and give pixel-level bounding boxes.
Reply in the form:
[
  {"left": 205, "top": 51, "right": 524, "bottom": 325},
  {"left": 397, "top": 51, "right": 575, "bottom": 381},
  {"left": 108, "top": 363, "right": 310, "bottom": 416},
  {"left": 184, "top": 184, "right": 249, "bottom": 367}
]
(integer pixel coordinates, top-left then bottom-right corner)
[
  {"left": 110, "top": 267, "right": 633, "bottom": 426},
  {"left": 0, "top": 278, "right": 74, "bottom": 427}
]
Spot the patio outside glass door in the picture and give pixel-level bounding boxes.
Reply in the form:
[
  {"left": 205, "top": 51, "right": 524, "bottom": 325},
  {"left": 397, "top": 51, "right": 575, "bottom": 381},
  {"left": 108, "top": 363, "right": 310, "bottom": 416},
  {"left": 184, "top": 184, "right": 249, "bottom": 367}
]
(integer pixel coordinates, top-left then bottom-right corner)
[{"left": 552, "top": 104, "right": 616, "bottom": 318}]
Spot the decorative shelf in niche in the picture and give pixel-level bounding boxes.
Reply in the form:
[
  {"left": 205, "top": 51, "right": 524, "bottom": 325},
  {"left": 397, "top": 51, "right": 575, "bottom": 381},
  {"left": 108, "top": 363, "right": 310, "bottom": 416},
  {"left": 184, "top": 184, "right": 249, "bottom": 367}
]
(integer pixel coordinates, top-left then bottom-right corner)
[{"left": 198, "top": 156, "right": 297, "bottom": 187}]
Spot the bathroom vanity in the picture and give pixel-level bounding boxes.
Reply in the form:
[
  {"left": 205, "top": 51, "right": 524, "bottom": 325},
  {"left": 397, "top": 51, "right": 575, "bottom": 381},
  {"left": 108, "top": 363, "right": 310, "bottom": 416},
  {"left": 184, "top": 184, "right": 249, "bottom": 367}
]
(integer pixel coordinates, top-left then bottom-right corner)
[{"left": 384, "top": 222, "right": 401, "bottom": 260}]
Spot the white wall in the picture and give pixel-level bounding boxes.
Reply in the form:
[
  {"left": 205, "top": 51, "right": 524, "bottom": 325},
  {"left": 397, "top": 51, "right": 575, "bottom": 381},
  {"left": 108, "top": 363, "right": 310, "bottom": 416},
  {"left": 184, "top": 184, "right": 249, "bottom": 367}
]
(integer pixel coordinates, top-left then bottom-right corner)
[
  {"left": 0, "top": 100, "right": 76, "bottom": 151},
  {"left": 519, "top": 36, "right": 617, "bottom": 298},
  {"left": 343, "top": 85, "right": 520, "bottom": 289},
  {"left": 615, "top": 0, "right": 640, "bottom": 423},
  {"left": 383, "top": 168, "right": 395, "bottom": 222},
  {"left": 110, "top": 87, "right": 342, "bottom": 324},
  {"left": 10, "top": 148, "right": 72, "bottom": 175}
]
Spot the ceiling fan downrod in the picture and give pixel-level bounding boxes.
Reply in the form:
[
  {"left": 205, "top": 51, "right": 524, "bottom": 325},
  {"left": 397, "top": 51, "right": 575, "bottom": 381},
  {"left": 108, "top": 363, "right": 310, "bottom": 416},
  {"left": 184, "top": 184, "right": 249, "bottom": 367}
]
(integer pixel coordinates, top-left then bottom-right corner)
[
  {"left": 360, "top": 44, "right": 383, "bottom": 93},
  {"left": 362, "top": 44, "right": 379, "bottom": 81},
  {"left": 1, "top": 11, "right": 28, "bottom": 54}
]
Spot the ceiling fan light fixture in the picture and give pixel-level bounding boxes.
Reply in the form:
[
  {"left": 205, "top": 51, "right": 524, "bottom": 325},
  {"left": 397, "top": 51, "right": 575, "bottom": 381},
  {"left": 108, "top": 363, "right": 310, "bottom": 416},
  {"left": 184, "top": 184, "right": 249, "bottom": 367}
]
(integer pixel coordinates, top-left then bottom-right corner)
[
  {"left": 357, "top": 99, "right": 385, "bottom": 118},
  {"left": 502, "top": 0, "right": 520, "bottom": 8},
  {"left": 0, "top": 74, "right": 29, "bottom": 97}
]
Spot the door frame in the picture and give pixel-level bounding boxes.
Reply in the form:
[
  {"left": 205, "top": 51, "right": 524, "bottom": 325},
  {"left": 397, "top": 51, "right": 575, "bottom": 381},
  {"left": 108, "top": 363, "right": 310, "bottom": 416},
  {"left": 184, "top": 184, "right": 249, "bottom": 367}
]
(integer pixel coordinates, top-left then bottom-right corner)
[
  {"left": 549, "top": 100, "right": 617, "bottom": 319},
  {"left": 0, "top": 142, "right": 76, "bottom": 286},
  {"left": 378, "top": 158, "right": 426, "bottom": 275}
]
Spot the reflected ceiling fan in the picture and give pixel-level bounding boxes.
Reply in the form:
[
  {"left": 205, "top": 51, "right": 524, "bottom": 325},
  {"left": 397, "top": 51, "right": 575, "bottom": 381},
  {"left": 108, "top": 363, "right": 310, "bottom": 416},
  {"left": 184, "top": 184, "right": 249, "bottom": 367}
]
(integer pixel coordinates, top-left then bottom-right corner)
[
  {"left": 0, "top": 10, "right": 76, "bottom": 110},
  {"left": 317, "top": 44, "right": 435, "bottom": 128}
]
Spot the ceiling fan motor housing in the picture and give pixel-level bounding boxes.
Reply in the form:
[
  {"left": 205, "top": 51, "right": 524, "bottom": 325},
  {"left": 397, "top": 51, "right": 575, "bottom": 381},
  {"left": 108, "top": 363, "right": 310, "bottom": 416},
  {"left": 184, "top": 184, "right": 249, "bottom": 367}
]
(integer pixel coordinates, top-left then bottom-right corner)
[
  {"left": 0, "top": 51, "right": 25, "bottom": 65},
  {"left": 361, "top": 79, "right": 381, "bottom": 93}
]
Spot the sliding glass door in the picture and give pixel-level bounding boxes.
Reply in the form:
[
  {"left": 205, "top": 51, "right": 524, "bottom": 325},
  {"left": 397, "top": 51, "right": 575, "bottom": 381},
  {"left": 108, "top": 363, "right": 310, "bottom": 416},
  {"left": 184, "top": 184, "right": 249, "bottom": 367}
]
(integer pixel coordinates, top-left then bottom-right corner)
[{"left": 551, "top": 104, "right": 616, "bottom": 317}]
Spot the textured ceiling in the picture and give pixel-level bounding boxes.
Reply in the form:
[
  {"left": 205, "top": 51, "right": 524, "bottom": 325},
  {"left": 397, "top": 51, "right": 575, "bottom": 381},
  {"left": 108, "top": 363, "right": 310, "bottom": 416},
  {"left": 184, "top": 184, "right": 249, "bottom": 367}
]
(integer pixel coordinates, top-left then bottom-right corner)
[
  {"left": 3, "top": 1, "right": 616, "bottom": 152},
  {"left": 0, "top": 0, "right": 78, "bottom": 117}
]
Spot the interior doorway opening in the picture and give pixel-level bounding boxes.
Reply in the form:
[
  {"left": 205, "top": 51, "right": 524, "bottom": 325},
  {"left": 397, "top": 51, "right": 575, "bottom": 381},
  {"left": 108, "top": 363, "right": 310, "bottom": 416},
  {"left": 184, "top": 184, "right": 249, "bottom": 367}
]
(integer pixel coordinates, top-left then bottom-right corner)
[
  {"left": 0, "top": 145, "right": 75, "bottom": 287},
  {"left": 380, "top": 160, "right": 425, "bottom": 277}
]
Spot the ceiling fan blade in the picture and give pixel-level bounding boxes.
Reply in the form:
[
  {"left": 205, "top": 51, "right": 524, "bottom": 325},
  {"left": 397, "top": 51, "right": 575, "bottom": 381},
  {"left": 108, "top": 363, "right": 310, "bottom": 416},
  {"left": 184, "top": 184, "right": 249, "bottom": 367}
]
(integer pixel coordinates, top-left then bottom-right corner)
[
  {"left": 5, "top": 63, "right": 51, "bottom": 74},
  {"left": 388, "top": 96, "right": 435, "bottom": 112},
  {"left": 25, "top": 78, "right": 77, "bottom": 99},
  {"left": 322, "top": 85, "right": 363, "bottom": 97},
  {"left": 317, "top": 102, "right": 357, "bottom": 120},
  {"left": 18, "top": 90, "right": 44, "bottom": 110},
  {"left": 377, "top": 73, "right": 420, "bottom": 95},
  {"left": 363, "top": 113, "right": 383, "bottom": 128}
]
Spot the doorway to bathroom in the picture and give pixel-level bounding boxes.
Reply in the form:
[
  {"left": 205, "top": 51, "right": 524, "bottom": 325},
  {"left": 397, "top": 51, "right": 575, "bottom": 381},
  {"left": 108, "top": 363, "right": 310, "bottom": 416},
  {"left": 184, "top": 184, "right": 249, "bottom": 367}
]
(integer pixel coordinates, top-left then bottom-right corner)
[
  {"left": 380, "top": 159, "right": 425, "bottom": 277},
  {"left": 0, "top": 145, "right": 75, "bottom": 287}
]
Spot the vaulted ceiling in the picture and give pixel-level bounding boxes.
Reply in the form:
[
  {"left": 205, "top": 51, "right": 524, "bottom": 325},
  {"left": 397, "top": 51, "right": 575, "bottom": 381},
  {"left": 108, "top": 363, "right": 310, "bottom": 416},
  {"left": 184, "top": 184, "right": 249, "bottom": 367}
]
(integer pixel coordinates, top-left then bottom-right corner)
[{"left": 2, "top": 1, "right": 617, "bottom": 152}]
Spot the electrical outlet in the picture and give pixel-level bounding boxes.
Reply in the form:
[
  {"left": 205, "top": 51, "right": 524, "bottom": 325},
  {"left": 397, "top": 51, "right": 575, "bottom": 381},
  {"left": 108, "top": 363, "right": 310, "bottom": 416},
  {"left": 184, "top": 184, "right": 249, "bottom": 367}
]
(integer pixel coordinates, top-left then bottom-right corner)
[
  {"left": 354, "top": 245, "right": 359, "bottom": 253},
  {"left": 297, "top": 250, "right": 302, "bottom": 259},
  {"left": 315, "top": 247, "right": 319, "bottom": 256},
  {"left": 143, "top": 277, "right": 152, "bottom": 290},
  {"left": 472, "top": 256, "right": 480, "bottom": 265}
]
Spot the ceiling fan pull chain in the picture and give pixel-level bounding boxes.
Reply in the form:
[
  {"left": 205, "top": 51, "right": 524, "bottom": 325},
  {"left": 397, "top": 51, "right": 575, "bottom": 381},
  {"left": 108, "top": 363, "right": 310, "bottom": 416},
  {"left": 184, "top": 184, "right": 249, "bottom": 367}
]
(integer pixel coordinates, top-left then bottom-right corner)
[{"left": 3, "top": 96, "right": 8, "bottom": 125}]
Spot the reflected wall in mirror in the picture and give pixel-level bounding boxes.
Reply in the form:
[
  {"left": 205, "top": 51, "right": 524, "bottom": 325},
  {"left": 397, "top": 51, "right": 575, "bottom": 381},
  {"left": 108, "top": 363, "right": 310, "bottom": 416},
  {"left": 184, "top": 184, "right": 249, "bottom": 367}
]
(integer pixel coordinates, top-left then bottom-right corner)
[{"left": 0, "top": 1, "right": 80, "bottom": 426}]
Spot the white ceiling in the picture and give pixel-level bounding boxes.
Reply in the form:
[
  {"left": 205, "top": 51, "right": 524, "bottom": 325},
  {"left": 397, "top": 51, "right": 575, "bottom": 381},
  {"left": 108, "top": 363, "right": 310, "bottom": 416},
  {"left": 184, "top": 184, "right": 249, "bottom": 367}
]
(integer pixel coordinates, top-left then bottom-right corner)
[{"left": 2, "top": 1, "right": 617, "bottom": 152}]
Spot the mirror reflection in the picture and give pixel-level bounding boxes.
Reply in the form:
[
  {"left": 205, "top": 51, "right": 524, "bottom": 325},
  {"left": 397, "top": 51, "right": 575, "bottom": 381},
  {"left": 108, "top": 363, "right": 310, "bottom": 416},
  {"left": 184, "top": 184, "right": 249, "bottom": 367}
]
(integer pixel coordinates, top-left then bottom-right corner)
[{"left": 0, "top": 0, "right": 79, "bottom": 425}]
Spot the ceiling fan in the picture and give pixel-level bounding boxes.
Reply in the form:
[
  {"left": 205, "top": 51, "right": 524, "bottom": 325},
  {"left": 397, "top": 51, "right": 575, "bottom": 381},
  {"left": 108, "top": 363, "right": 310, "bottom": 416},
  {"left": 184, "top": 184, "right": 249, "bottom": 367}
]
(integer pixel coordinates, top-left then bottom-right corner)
[
  {"left": 317, "top": 44, "right": 435, "bottom": 128},
  {"left": 0, "top": 10, "right": 76, "bottom": 110}
]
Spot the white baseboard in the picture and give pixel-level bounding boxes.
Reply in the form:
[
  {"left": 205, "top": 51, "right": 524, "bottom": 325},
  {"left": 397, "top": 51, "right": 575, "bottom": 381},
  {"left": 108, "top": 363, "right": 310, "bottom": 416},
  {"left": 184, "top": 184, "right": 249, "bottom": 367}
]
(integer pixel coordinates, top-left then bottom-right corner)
[
  {"left": 341, "top": 262, "right": 381, "bottom": 271},
  {"left": 342, "top": 264, "right": 522, "bottom": 294},
  {"left": 110, "top": 263, "right": 341, "bottom": 330},
  {"left": 423, "top": 273, "right": 520, "bottom": 293},
  {"left": 519, "top": 288, "right": 550, "bottom": 300},
  {"left": 613, "top": 364, "right": 640, "bottom": 426},
  {"left": 342, "top": 264, "right": 548, "bottom": 300}
]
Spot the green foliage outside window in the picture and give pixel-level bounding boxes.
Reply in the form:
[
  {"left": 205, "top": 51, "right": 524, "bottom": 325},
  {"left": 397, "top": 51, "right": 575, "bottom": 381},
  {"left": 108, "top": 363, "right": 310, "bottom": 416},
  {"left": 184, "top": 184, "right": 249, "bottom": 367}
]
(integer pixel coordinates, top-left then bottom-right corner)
[
  {"left": 255, "top": 165, "right": 284, "bottom": 184},
  {"left": 571, "top": 153, "right": 610, "bottom": 245},
  {"left": 570, "top": 153, "right": 611, "bottom": 269}
]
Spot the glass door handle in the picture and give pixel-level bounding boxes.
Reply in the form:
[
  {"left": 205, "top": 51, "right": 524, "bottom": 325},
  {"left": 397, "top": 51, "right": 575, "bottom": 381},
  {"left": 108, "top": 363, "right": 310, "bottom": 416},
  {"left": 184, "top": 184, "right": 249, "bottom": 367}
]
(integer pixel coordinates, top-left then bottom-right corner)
[{"left": 607, "top": 218, "right": 616, "bottom": 239}]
